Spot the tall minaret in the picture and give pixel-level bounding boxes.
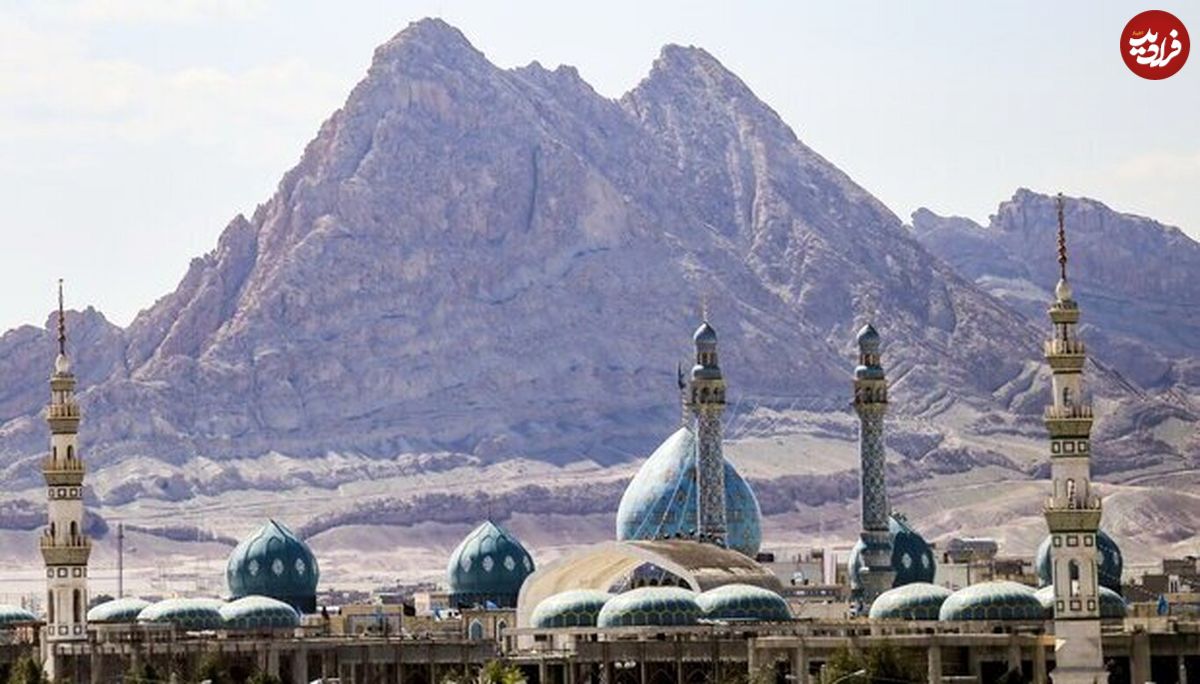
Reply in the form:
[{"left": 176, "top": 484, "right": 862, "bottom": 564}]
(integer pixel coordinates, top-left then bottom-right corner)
[
  {"left": 852, "top": 323, "right": 894, "bottom": 608},
  {"left": 1043, "top": 195, "right": 1105, "bottom": 684},
  {"left": 42, "top": 281, "right": 90, "bottom": 646},
  {"left": 688, "top": 318, "right": 727, "bottom": 546}
]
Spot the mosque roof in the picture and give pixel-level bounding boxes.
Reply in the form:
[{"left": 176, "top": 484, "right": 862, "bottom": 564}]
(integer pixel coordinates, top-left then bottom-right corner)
[
  {"left": 868, "top": 582, "right": 952, "bottom": 621},
  {"left": 137, "top": 598, "right": 224, "bottom": 630},
  {"left": 226, "top": 520, "right": 319, "bottom": 613},
  {"left": 939, "top": 581, "right": 1044, "bottom": 621},
  {"left": 530, "top": 590, "right": 612, "bottom": 629},
  {"left": 695, "top": 584, "right": 791, "bottom": 622},
  {"left": 1036, "top": 530, "right": 1123, "bottom": 593},
  {"left": 447, "top": 520, "right": 535, "bottom": 609},
  {"left": 220, "top": 595, "right": 301, "bottom": 630},
  {"left": 596, "top": 587, "right": 702, "bottom": 628},
  {"left": 616, "top": 427, "right": 762, "bottom": 557},
  {"left": 87, "top": 597, "right": 151, "bottom": 623},
  {"left": 848, "top": 514, "right": 936, "bottom": 593},
  {"left": 0, "top": 604, "right": 37, "bottom": 626}
]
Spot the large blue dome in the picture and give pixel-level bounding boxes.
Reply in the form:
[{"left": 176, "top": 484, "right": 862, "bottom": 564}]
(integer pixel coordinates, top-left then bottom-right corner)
[
  {"left": 848, "top": 514, "right": 936, "bottom": 595},
  {"left": 226, "top": 520, "right": 319, "bottom": 613},
  {"left": 695, "top": 584, "right": 791, "bottom": 622},
  {"left": 616, "top": 427, "right": 762, "bottom": 557},
  {"left": 869, "top": 582, "right": 951, "bottom": 621},
  {"left": 1036, "top": 530, "right": 1123, "bottom": 594},
  {"left": 447, "top": 520, "right": 535, "bottom": 609},
  {"left": 939, "top": 581, "right": 1044, "bottom": 621}
]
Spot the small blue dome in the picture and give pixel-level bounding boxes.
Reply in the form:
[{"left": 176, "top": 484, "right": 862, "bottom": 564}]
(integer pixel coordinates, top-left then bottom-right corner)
[
  {"left": 695, "top": 584, "right": 791, "bottom": 622},
  {"left": 227, "top": 520, "right": 319, "bottom": 613},
  {"left": 693, "top": 321, "right": 718, "bottom": 346},
  {"left": 220, "top": 595, "right": 301, "bottom": 630},
  {"left": 530, "top": 590, "right": 612, "bottom": 629},
  {"left": 597, "top": 587, "right": 701, "bottom": 628},
  {"left": 1036, "top": 530, "right": 1123, "bottom": 593},
  {"left": 939, "top": 581, "right": 1044, "bottom": 621},
  {"left": 0, "top": 605, "right": 37, "bottom": 627},
  {"left": 137, "top": 598, "right": 224, "bottom": 630},
  {"left": 616, "top": 427, "right": 762, "bottom": 557},
  {"left": 848, "top": 515, "right": 936, "bottom": 594},
  {"left": 1034, "top": 585, "right": 1127, "bottom": 620},
  {"left": 447, "top": 520, "right": 535, "bottom": 609},
  {"left": 856, "top": 324, "right": 881, "bottom": 351},
  {"left": 87, "top": 597, "right": 150, "bottom": 623},
  {"left": 869, "top": 582, "right": 951, "bottom": 621}
]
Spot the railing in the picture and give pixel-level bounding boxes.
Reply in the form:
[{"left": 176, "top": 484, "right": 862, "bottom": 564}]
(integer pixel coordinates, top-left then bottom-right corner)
[
  {"left": 1044, "top": 339, "right": 1086, "bottom": 355},
  {"left": 46, "top": 404, "right": 80, "bottom": 419},
  {"left": 1045, "top": 405, "right": 1093, "bottom": 419},
  {"left": 41, "top": 455, "right": 84, "bottom": 471},
  {"left": 40, "top": 534, "right": 91, "bottom": 550}
]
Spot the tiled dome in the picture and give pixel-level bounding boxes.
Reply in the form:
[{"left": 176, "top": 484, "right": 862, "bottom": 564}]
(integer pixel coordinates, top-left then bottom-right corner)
[
  {"left": 616, "top": 427, "right": 762, "bottom": 557},
  {"left": 87, "top": 597, "right": 150, "bottom": 623},
  {"left": 447, "top": 520, "right": 535, "bottom": 609},
  {"left": 869, "top": 582, "right": 952, "bottom": 621},
  {"left": 695, "top": 584, "right": 791, "bottom": 622},
  {"left": 597, "top": 587, "right": 702, "bottom": 628},
  {"left": 939, "top": 581, "right": 1044, "bottom": 621},
  {"left": 220, "top": 595, "right": 301, "bottom": 630},
  {"left": 848, "top": 514, "right": 936, "bottom": 595},
  {"left": 0, "top": 605, "right": 37, "bottom": 627},
  {"left": 1036, "top": 530, "right": 1123, "bottom": 594},
  {"left": 226, "top": 520, "right": 319, "bottom": 613},
  {"left": 530, "top": 590, "right": 612, "bottom": 629},
  {"left": 137, "top": 598, "right": 224, "bottom": 630}
]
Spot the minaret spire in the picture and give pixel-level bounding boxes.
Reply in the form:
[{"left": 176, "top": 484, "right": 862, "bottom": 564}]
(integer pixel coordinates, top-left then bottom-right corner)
[
  {"left": 1042, "top": 194, "right": 1105, "bottom": 683},
  {"left": 687, "top": 317, "right": 727, "bottom": 547},
  {"left": 852, "top": 323, "right": 894, "bottom": 610},
  {"left": 56, "top": 279, "right": 66, "bottom": 356}
]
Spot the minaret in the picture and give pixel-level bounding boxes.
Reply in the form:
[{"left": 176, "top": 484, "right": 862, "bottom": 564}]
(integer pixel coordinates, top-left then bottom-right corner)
[
  {"left": 852, "top": 323, "right": 894, "bottom": 608},
  {"left": 687, "top": 317, "right": 727, "bottom": 545},
  {"left": 42, "top": 281, "right": 90, "bottom": 647},
  {"left": 1043, "top": 195, "right": 1105, "bottom": 684}
]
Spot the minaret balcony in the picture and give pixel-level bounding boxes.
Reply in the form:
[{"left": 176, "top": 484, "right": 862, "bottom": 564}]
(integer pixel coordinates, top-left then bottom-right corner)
[
  {"left": 1044, "top": 498, "right": 1102, "bottom": 532},
  {"left": 40, "top": 535, "right": 91, "bottom": 565},
  {"left": 1045, "top": 405, "right": 1092, "bottom": 420},
  {"left": 42, "top": 456, "right": 85, "bottom": 486},
  {"left": 1044, "top": 409, "right": 1093, "bottom": 437},
  {"left": 46, "top": 403, "right": 79, "bottom": 419}
]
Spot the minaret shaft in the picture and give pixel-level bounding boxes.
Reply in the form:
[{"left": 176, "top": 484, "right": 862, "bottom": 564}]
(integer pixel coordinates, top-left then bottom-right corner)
[
  {"left": 1044, "top": 195, "right": 1105, "bottom": 684},
  {"left": 853, "top": 324, "right": 893, "bottom": 608},
  {"left": 689, "top": 321, "right": 727, "bottom": 545}
]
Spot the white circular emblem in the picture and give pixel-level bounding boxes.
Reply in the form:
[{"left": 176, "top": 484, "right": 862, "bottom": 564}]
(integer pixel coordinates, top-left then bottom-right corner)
[
  {"left": 248, "top": 559, "right": 259, "bottom": 576},
  {"left": 922, "top": 554, "right": 931, "bottom": 569},
  {"left": 504, "top": 555, "right": 516, "bottom": 571},
  {"left": 272, "top": 559, "right": 284, "bottom": 576},
  {"left": 460, "top": 555, "right": 472, "bottom": 572},
  {"left": 482, "top": 555, "right": 494, "bottom": 573},
  {"left": 901, "top": 553, "right": 913, "bottom": 569},
  {"left": 295, "top": 558, "right": 306, "bottom": 575}
]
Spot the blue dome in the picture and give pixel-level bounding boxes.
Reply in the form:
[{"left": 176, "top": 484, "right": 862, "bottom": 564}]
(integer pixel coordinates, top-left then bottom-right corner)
[
  {"left": 848, "top": 515, "right": 936, "bottom": 594},
  {"left": 597, "top": 587, "right": 701, "bottom": 628},
  {"left": 693, "top": 322, "right": 718, "bottom": 346},
  {"left": 1036, "top": 530, "right": 1123, "bottom": 593},
  {"left": 869, "top": 582, "right": 951, "bottom": 621},
  {"left": 530, "top": 590, "right": 612, "bottom": 629},
  {"left": 447, "top": 520, "right": 535, "bottom": 609},
  {"left": 87, "top": 597, "right": 150, "bottom": 623},
  {"left": 0, "top": 604, "right": 36, "bottom": 627},
  {"left": 1034, "top": 585, "right": 1127, "bottom": 620},
  {"left": 137, "top": 598, "right": 224, "bottom": 630},
  {"left": 220, "top": 596, "right": 301, "bottom": 630},
  {"left": 616, "top": 427, "right": 762, "bottom": 557},
  {"left": 939, "top": 581, "right": 1044, "bottom": 621},
  {"left": 856, "top": 324, "right": 881, "bottom": 351},
  {"left": 695, "top": 584, "right": 791, "bottom": 622},
  {"left": 227, "top": 520, "right": 319, "bottom": 613}
]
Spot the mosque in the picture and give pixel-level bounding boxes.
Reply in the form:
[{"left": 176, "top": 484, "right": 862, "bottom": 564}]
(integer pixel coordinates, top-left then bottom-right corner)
[{"left": 3, "top": 198, "right": 1199, "bottom": 684}]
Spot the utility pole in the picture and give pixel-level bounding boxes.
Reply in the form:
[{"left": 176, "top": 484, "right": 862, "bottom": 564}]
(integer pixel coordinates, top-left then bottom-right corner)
[{"left": 117, "top": 522, "right": 124, "bottom": 598}]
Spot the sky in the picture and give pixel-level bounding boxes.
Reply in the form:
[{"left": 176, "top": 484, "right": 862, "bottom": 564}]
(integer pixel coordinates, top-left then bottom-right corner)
[{"left": 0, "top": 0, "right": 1196, "bottom": 331}]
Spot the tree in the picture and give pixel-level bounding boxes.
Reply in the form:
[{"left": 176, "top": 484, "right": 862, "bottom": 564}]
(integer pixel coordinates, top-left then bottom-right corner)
[
  {"left": 6, "top": 654, "right": 46, "bottom": 684},
  {"left": 479, "top": 660, "right": 526, "bottom": 684},
  {"left": 246, "top": 673, "right": 281, "bottom": 684},
  {"left": 124, "top": 661, "right": 160, "bottom": 684},
  {"left": 822, "top": 643, "right": 925, "bottom": 683},
  {"left": 195, "top": 652, "right": 228, "bottom": 684}
]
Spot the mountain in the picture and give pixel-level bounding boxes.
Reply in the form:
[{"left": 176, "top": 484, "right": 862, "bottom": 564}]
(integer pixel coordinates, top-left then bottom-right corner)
[
  {"left": 0, "top": 20, "right": 1193, "bottom": 582},
  {"left": 912, "top": 190, "right": 1200, "bottom": 393}
]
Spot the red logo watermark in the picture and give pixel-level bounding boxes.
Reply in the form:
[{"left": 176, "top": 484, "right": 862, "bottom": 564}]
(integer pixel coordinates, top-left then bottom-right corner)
[{"left": 1121, "top": 10, "right": 1189, "bottom": 80}]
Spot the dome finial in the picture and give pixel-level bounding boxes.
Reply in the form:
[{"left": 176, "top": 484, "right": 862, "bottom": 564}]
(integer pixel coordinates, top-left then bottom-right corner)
[
  {"left": 1056, "top": 192, "right": 1068, "bottom": 282},
  {"left": 56, "top": 278, "right": 66, "bottom": 357}
]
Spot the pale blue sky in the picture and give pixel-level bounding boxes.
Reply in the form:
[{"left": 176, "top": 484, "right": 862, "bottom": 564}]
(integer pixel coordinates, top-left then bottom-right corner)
[{"left": 1, "top": 1, "right": 1196, "bottom": 330}]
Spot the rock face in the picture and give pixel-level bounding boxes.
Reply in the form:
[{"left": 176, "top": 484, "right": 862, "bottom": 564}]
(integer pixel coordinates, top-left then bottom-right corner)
[
  {"left": 0, "top": 21, "right": 1193, "bottom": 558},
  {"left": 912, "top": 191, "right": 1200, "bottom": 392}
]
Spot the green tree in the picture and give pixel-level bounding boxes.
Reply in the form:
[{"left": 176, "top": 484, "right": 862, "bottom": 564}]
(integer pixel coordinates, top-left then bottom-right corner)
[
  {"left": 6, "top": 653, "right": 46, "bottom": 684},
  {"left": 195, "top": 652, "right": 228, "bottom": 684},
  {"left": 479, "top": 660, "right": 525, "bottom": 684},
  {"left": 246, "top": 672, "right": 281, "bottom": 684},
  {"left": 822, "top": 643, "right": 925, "bottom": 683}
]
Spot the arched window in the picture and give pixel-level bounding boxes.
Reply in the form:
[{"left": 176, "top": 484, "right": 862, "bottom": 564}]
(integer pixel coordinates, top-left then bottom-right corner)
[
  {"left": 49, "top": 522, "right": 56, "bottom": 538},
  {"left": 66, "top": 445, "right": 73, "bottom": 460},
  {"left": 48, "top": 592, "right": 55, "bottom": 623},
  {"left": 73, "top": 589, "right": 82, "bottom": 622},
  {"left": 52, "top": 446, "right": 57, "bottom": 459},
  {"left": 1066, "top": 479, "right": 1077, "bottom": 509},
  {"left": 1062, "top": 387, "right": 1073, "bottom": 407},
  {"left": 70, "top": 521, "right": 78, "bottom": 540},
  {"left": 467, "top": 619, "right": 483, "bottom": 641},
  {"left": 1069, "top": 560, "right": 1080, "bottom": 597},
  {"left": 495, "top": 620, "right": 507, "bottom": 642}
]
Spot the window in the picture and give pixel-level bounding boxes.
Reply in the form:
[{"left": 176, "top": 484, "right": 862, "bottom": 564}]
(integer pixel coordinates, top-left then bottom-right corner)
[
  {"left": 1062, "top": 387, "right": 1073, "bottom": 406},
  {"left": 66, "top": 445, "right": 73, "bottom": 460},
  {"left": 73, "top": 589, "right": 81, "bottom": 622},
  {"left": 48, "top": 593, "right": 55, "bottom": 623},
  {"left": 70, "top": 521, "right": 78, "bottom": 539},
  {"left": 1069, "top": 561, "right": 1080, "bottom": 597},
  {"left": 468, "top": 619, "right": 483, "bottom": 640}
]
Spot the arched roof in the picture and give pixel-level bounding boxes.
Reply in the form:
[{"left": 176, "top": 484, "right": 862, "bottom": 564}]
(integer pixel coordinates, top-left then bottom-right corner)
[
  {"left": 516, "top": 539, "right": 781, "bottom": 628},
  {"left": 695, "top": 584, "right": 791, "bottom": 622},
  {"left": 87, "top": 597, "right": 151, "bottom": 623},
  {"left": 0, "top": 604, "right": 37, "bottom": 627},
  {"left": 939, "top": 581, "right": 1044, "bottom": 622},
  {"left": 869, "top": 582, "right": 952, "bottom": 621},
  {"left": 220, "top": 595, "right": 301, "bottom": 630},
  {"left": 530, "top": 590, "right": 612, "bottom": 629},
  {"left": 137, "top": 598, "right": 224, "bottom": 630}
]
